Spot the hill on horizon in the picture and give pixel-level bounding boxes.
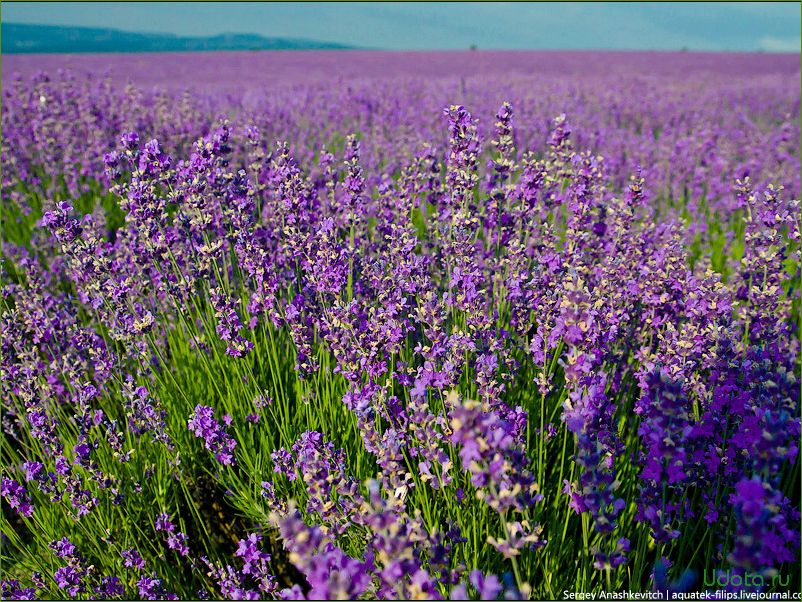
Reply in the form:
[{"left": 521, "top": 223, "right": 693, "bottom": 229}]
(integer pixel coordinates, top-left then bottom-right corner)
[{"left": 1, "top": 22, "right": 355, "bottom": 53}]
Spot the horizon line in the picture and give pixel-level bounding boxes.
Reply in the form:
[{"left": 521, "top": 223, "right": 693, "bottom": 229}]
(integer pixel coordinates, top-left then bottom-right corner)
[{"left": 3, "top": 21, "right": 799, "bottom": 55}]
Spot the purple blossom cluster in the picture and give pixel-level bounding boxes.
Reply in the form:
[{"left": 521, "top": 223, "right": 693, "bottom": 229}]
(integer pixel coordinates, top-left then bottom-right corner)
[
  {"left": 187, "top": 405, "right": 238, "bottom": 466},
  {"left": 202, "top": 533, "right": 277, "bottom": 599},
  {"left": 1, "top": 477, "right": 34, "bottom": 518},
  {"left": 1, "top": 54, "right": 799, "bottom": 600},
  {"left": 155, "top": 512, "right": 191, "bottom": 557}
]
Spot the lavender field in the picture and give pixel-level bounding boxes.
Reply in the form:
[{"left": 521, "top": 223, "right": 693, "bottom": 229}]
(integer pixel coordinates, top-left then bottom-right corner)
[{"left": 1, "top": 51, "right": 800, "bottom": 600}]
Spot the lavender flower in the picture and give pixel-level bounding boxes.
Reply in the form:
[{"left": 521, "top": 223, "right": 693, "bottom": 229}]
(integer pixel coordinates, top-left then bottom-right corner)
[
  {"left": 122, "top": 548, "right": 146, "bottom": 571},
  {"left": 187, "top": 404, "right": 238, "bottom": 466},
  {"left": 1, "top": 477, "right": 33, "bottom": 517}
]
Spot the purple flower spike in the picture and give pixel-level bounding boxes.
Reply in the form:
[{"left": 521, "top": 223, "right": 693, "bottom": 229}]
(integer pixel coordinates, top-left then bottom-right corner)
[
  {"left": 188, "top": 404, "right": 238, "bottom": 466},
  {"left": 1, "top": 477, "right": 34, "bottom": 518}
]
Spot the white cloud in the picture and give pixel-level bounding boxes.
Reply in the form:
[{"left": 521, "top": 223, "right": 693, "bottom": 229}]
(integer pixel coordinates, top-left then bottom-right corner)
[{"left": 758, "top": 35, "right": 801, "bottom": 52}]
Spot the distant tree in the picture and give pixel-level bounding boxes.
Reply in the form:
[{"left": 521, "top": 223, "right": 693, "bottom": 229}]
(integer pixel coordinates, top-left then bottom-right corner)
[{"left": 469, "top": 43, "right": 478, "bottom": 51}]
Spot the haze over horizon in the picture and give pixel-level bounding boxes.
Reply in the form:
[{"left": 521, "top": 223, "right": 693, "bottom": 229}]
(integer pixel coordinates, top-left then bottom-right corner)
[{"left": 3, "top": 1, "right": 801, "bottom": 53}]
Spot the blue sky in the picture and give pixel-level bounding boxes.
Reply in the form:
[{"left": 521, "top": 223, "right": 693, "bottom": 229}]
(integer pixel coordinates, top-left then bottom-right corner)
[{"left": 3, "top": 2, "right": 800, "bottom": 51}]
